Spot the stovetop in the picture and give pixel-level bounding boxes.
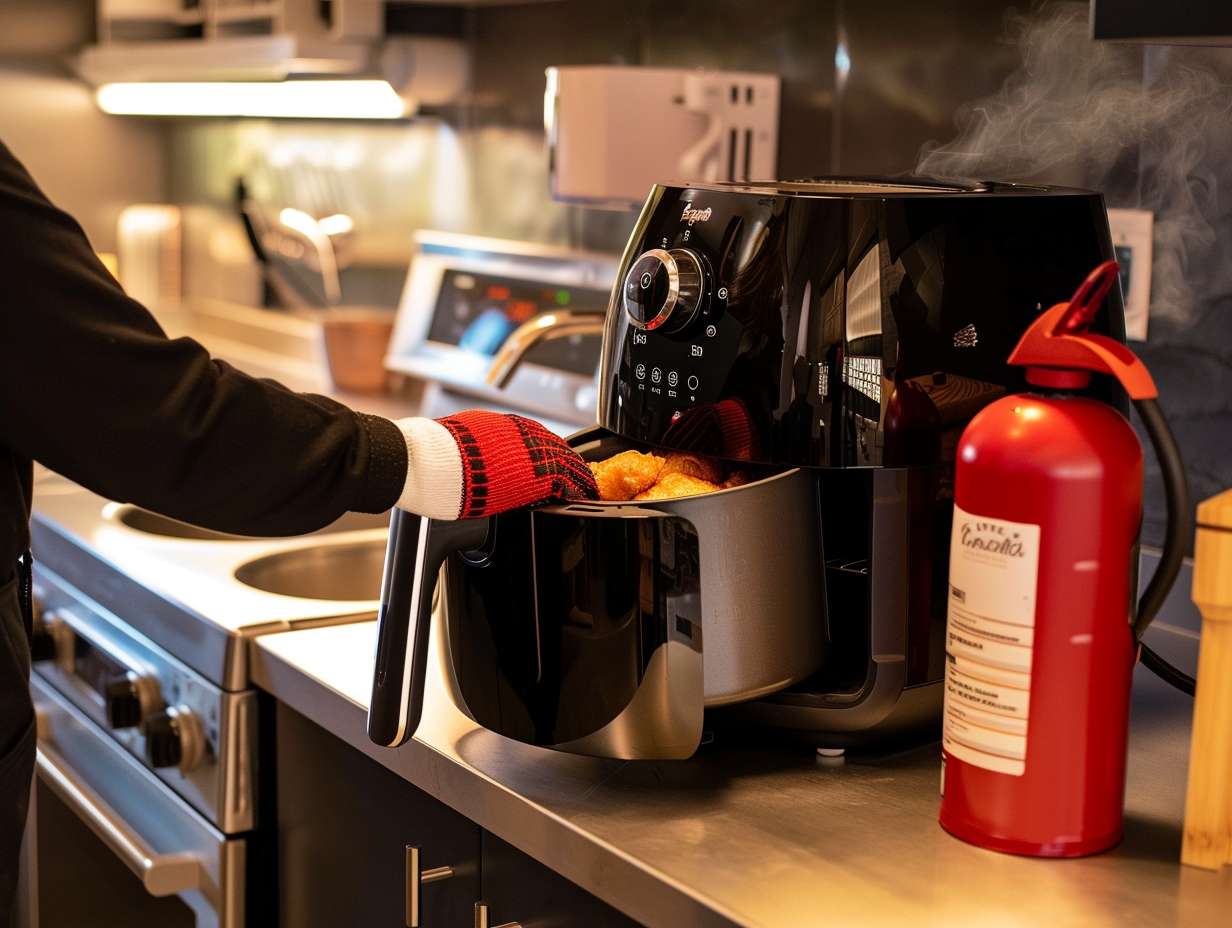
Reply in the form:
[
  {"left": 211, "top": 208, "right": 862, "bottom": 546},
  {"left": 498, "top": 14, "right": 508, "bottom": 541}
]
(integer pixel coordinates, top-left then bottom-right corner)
[{"left": 31, "top": 482, "right": 385, "bottom": 690}]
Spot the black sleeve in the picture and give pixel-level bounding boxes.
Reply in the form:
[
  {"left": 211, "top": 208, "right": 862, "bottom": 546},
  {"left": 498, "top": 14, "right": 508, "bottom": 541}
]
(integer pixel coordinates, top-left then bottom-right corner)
[{"left": 0, "top": 142, "right": 407, "bottom": 535}]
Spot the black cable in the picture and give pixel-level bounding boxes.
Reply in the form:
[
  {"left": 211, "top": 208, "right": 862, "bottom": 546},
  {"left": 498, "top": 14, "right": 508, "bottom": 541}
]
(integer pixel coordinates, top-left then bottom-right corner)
[
  {"left": 1133, "top": 399, "right": 1190, "bottom": 638},
  {"left": 1139, "top": 641, "right": 1195, "bottom": 696},
  {"left": 1132, "top": 398, "right": 1195, "bottom": 694}
]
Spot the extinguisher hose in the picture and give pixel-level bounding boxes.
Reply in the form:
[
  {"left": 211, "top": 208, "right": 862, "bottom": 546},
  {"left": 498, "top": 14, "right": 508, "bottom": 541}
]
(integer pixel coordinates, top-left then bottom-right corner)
[{"left": 1132, "top": 397, "right": 1195, "bottom": 695}]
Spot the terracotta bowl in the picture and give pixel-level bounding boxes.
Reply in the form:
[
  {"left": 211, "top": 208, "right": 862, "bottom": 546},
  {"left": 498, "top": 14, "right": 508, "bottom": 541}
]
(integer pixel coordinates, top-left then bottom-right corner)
[{"left": 320, "top": 308, "right": 395, "bottom": 394}]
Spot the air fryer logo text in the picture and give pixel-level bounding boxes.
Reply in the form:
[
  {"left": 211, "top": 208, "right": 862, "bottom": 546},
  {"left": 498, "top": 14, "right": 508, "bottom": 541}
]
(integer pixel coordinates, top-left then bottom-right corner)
[
  {"left": 960, "top": 520, "right": 1026, "bottom": 558},
  {"left": 681, "top": 204, "right": 712, "bottom": 224}
]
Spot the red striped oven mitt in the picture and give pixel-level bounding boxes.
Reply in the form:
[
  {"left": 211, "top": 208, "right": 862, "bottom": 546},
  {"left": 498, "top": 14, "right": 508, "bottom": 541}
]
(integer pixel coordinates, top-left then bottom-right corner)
[{"left": 394, "top": 410, "right": 598, "bottom": 520}]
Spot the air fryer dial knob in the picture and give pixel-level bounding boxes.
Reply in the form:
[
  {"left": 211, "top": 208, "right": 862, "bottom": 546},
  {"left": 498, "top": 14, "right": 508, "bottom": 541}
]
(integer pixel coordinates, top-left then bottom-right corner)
[
  {"left": 623, "top": 248, "right": 704, "bottom": 332},
  {"left": 144, "top": 705, "right": 206, "bottom": 773}
]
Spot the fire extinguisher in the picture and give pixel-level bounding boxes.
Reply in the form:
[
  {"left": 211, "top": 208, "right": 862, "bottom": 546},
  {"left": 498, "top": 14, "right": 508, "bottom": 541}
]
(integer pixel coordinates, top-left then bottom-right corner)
[{"left": 938, "top": 260, "right": 1192, "bottom": 857}]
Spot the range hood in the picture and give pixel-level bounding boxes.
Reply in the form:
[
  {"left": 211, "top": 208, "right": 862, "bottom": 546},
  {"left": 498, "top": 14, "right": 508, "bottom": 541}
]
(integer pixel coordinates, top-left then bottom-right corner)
[
  {"left": 1092, "top": 1, "right": 1232, "bottom": 46},
  {"left": 76, "top": 33, "right": 374, "bottom": 85},
  {"left": 76, "top": 1, "right": 468, "bottom": 119}
]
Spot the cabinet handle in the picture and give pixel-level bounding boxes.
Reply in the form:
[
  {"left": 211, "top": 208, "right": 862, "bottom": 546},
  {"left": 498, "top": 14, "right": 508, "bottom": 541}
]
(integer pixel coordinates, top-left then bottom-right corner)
[
  {"left": 473, "top": 901, "right": 522, "bottom": 928},
  {"left": 405, "top": 845, "right": 455, "bottom": 927}
]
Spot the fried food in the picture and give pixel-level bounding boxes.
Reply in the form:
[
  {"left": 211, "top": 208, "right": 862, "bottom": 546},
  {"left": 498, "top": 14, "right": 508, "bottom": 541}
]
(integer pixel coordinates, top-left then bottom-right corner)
[
  {"left": 591, "top": 447, "right": 756, "bottom": 501},
  {"left": 590, "top": 450, "right": 664, "bottom": 501},
  {"left": 633, "top": 472, "right": 719, "bottom": 501},
  {"left": 721, "top": 471, "right": 750, "bottom": 489},
  {"left": 659, "top": 452, "right": 724, "bottom": 485}
]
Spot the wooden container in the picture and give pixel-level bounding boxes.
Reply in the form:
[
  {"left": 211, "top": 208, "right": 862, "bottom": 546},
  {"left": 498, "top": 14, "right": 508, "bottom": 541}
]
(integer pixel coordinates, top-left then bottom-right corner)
[
  {"left": 320, "top": 308, "right": 395, "bottom": 395},
  {"left": 1182, "top": 488, "right": 1232, "bottom": 870}
]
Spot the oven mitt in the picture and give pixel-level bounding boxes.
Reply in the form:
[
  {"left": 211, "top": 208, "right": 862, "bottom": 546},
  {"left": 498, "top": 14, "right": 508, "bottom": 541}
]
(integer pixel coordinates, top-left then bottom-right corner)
[
  {"left": 661, "top": 397, "right": 759, "bottom": 460},
  {"left": 394, "top": 410, "right": 599, "bottom": 520}
]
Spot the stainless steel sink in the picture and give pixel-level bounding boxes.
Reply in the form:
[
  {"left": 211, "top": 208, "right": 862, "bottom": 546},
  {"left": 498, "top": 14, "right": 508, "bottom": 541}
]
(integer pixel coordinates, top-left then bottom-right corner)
[
  {"left": 33, "top": 466, "right": 86, "bottom": 497},
  {"left": 112, "top": 506, "right": 389, "bottom": 541},
  {"left": 233, "top": 540, "right": 387, "bottom": 601}
]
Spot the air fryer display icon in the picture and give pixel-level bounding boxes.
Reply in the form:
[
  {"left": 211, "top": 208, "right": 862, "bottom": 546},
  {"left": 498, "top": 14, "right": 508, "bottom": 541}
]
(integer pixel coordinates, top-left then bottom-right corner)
[{"left": 953, "top": 323, "right": 979, "bottom": 349}]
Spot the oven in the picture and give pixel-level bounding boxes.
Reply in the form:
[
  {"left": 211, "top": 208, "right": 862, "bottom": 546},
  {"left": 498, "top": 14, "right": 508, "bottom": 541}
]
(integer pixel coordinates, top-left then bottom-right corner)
[{"left": 22, "top": 565, "right": 267, "bottom": 928}]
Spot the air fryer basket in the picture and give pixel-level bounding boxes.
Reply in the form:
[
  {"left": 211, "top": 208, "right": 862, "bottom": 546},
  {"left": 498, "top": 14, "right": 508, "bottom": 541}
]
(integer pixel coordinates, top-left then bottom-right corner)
[{"left": 435, "top": 427, "right": 829, "bottom": 759}]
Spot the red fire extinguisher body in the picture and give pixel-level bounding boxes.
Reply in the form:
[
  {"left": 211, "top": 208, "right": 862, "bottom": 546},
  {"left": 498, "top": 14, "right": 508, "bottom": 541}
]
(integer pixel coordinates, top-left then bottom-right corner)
[{"left": 940, "top": 392, "right": 1143, "bottom": 857}]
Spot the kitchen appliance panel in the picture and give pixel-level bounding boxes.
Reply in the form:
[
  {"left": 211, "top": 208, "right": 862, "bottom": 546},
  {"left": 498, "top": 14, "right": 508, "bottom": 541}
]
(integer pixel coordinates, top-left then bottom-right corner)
[
  {"left": 31, "top": 674, "right": 244, "bottom": 928},
  {"left": 425, "top": 267, "right": 609, "bottom": 376},
  {"left": 32, "top": 566, "right": 255, "bottom": 833},
  {"left": 387, "top": 231, "right": 619, "bottom": 429}
]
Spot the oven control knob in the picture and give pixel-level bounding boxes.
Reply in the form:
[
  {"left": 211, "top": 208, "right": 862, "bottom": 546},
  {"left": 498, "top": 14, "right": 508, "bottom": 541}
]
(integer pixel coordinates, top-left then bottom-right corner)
[
  {"left": 144, "top": 706, "right": 207, "bottom": 773},
  {"left": 28, "top": 622, "right": 58, "bottom": 663},
  {"left": 105, "top": 675, "right": 144, "bottom": 730},
  {"left": 623, "top": 248, "right": 704, "bottom": 332},
  {"left": 29, "top": 608, "right": 72, "bottom": 665}
]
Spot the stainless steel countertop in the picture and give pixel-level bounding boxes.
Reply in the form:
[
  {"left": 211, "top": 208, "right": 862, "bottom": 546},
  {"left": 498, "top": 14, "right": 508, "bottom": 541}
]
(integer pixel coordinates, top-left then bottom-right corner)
[{"left": 251, "top": 621, "right": 1232, "bottom": 928}]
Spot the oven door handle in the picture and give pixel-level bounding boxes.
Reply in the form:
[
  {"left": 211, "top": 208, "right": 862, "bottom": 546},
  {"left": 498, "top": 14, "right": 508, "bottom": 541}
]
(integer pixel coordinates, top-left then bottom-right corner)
[{"left": 35, "top": 743, "right": 203, "bottom": 897}]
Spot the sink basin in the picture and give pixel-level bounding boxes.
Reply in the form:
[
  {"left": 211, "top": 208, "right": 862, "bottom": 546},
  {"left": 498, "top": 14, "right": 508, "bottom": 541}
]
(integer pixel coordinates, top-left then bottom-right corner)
[
  {"left": 112, "top": 506, "right": 389, "bottom": 541},
  {"left": 233, "top": 540, "right": 387, "bottom": 601},
  {"left": 33, "top": 467, "right": 85, "bottom": 497}
]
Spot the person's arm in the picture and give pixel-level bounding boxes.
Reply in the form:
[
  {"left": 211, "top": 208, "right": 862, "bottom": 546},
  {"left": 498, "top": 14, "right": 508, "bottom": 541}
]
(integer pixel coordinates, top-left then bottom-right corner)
[{"left": 0, "top": 141, "right": 406, "bottom": 535}]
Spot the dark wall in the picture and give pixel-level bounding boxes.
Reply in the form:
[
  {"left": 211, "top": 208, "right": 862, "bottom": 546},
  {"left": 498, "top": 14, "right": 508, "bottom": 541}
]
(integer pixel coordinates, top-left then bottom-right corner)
[
  {"left": 465, "top": 0, "right": 1230, "bottom": 543},
  {"left": 467, "top": 0, "right": 1018, "bottom": 184}
]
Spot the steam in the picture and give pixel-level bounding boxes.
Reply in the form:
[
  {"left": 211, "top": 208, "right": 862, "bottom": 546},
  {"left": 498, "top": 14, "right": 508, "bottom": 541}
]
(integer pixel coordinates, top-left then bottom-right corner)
[{"left": 917, "top": 2, "right": 1232, "bottom": 327}]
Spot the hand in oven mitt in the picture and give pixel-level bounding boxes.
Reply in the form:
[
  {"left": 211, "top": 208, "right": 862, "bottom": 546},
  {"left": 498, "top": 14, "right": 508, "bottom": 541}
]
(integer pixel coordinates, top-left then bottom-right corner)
[{"left": 394, "top": 410, "right": 598, "bottom": 520}]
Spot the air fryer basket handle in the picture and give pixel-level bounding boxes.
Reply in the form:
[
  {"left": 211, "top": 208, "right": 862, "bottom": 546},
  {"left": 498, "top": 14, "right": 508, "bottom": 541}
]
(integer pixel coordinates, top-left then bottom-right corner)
[{"left": 368, "top": 510, "right": 489, "bottom": 748}]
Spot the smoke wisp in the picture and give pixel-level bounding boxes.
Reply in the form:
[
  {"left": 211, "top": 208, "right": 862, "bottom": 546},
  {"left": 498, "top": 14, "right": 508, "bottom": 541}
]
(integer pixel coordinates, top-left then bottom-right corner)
[{"left": 917, "top": 1, "right": 1232, "bottom": 328}]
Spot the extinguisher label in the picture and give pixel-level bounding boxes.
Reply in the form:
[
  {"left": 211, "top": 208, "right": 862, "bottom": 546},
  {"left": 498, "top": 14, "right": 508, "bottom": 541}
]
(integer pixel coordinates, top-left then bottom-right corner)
[{"left": 942, "top": 505, "right": 1041, "bottom": 776}]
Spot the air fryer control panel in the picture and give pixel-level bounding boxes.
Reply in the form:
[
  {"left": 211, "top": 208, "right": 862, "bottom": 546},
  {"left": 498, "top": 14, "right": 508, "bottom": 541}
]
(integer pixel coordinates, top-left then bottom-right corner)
[{"left": 606, "top": 189, "right": 786, "bottom": 455}]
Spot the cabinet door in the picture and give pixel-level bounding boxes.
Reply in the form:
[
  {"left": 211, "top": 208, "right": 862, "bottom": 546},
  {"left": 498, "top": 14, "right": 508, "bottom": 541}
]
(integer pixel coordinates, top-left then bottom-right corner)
[
  {"left": 479, "top": 832, "right": 642, "bottom": 927},
  {"left": 275, "top": 702, "right": 480, "bottom": 927}
]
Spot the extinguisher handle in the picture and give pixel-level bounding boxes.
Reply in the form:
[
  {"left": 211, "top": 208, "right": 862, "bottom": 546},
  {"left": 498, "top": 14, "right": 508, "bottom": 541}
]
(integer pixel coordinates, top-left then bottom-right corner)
[
  {"left": 1132, "top": 397, "right": 1192, "bottom": 642},
  {"left": 1056, "top": 260, "right": 1120, "bottom": 335}
]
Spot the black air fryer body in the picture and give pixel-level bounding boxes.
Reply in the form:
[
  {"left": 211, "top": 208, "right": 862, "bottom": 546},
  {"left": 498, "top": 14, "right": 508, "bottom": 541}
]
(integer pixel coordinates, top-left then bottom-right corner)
[
  {"left": 596, "top": 178, "right": 1125, "bottom": 744},
  {"left": 368, "top": 177, "right": 1125, "bottom": 759}
]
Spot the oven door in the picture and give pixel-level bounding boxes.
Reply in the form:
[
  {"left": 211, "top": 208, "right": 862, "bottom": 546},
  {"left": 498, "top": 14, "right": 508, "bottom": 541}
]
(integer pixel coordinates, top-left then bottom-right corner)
[{"left": 27, "top": 675, "right": 244, "bottom": 928}]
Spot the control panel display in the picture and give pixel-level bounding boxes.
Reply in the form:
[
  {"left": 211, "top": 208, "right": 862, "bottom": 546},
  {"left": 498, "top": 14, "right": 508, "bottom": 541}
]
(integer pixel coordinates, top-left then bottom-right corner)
[
  {"left": 427, "top": 269, "right": 608, "bottom": 376},
  {"left": 601, "top": 190, "right": 775, "bottom": 458}
]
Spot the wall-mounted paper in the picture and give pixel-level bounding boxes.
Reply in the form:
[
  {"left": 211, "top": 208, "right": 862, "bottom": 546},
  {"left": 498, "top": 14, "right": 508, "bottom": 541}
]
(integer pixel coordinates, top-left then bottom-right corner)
[{"left": 1107, "top": 208, "right": 1153, "bottom": 341}]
